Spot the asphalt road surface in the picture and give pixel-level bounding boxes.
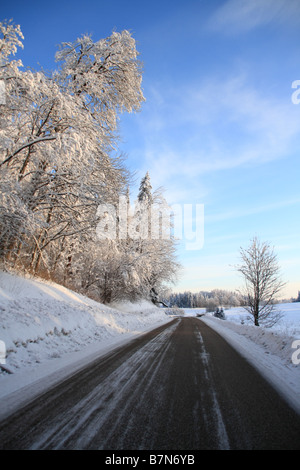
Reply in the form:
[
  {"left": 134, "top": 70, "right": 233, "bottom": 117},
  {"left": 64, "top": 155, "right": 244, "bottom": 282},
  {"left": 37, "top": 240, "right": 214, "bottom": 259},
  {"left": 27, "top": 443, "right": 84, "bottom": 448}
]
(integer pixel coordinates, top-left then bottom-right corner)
[{"left": 0, "top": 317, "right": 299, "bottom": 450}]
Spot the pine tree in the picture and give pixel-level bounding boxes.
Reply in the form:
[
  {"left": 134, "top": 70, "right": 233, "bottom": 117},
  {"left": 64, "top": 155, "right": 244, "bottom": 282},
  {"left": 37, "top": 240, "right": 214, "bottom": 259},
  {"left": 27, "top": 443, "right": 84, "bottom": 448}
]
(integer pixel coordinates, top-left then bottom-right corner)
[{"left": 137, "top": 171, "right": 153, "bottom": 205}]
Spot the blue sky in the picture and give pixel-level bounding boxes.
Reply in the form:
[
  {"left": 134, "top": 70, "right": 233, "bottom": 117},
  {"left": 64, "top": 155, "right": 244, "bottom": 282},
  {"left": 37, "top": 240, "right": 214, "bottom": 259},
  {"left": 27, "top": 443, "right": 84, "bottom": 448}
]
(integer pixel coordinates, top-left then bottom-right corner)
[{"left": 2, "top": 0, "right": 300, "bottom": 298}]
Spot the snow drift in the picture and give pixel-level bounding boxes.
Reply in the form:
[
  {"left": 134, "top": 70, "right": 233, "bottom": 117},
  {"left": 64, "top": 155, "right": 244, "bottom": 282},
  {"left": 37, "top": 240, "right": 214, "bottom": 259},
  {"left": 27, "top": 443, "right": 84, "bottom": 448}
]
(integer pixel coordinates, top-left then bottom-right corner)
[{"left": 0, "top": 270, "right": 170, "bottom": 375}]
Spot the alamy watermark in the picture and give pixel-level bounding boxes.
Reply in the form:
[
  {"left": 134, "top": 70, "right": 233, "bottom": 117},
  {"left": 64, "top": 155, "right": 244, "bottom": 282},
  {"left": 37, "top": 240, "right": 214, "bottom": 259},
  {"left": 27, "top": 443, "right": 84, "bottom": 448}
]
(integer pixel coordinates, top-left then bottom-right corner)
[
  {"left": 0, "top": 80, "right": 6, "bottom": 105},
  {"left": 0, "top": 340, "right": 6, "bottom": 365},
  {"left": 96, "top": 197, "right": 204, "bottom": 251},
  {"left": 291, "top": 80, "right": 300, "bottom": 104},
  {"left": 291, "top": 340, "right": 300, "bottom": 365}
]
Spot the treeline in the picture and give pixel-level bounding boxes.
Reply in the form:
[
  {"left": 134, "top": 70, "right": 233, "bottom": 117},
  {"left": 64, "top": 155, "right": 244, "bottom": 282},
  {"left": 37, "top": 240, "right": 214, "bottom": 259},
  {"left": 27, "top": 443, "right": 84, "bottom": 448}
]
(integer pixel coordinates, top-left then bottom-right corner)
[
  {"left": 0, "top": 20, "right": 180, "bottom": 304},
  {"left": 292, "top": 291, "right": 300, "bottom": 303},
  {"left": 166, "top": 289, "right": 242, "bottom": 310}
]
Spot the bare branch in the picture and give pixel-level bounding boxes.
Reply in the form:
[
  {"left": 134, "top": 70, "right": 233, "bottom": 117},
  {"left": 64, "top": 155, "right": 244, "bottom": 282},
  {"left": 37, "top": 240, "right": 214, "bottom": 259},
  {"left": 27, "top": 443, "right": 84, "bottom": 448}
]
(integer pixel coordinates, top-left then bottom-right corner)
[{"left": 235, "top": 237, "right": 285, "bottom": 327}]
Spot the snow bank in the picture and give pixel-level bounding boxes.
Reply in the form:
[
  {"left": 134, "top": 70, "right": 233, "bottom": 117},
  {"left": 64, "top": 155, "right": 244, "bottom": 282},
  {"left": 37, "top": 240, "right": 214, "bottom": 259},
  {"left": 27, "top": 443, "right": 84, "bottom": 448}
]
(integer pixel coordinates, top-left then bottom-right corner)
[
  {"left": 0, "top": 270, "right": 174, "bottom": 418},
  {"left": 0, "top": 270, "right": 170, "bottom": 377}
]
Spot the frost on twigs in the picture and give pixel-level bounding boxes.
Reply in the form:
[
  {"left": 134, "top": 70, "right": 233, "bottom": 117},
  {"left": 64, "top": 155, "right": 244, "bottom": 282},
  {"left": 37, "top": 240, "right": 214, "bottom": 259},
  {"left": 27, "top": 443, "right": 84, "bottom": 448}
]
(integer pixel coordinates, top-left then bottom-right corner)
[{"left": 235, "top": 237, "right": 285, "bottom": 327}]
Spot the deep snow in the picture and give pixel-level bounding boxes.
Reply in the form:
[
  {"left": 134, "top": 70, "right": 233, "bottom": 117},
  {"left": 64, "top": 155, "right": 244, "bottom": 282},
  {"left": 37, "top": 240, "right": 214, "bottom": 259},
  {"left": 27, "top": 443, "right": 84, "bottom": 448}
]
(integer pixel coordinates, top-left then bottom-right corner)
[{"left": 0, "top": 270, "right": 299, "bottom": 419}]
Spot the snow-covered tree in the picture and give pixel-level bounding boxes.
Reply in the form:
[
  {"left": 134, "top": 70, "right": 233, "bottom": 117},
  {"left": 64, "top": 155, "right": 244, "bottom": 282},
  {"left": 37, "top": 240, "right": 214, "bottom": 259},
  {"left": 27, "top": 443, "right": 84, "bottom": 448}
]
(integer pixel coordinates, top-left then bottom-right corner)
[
  {"left": 88, "top": 173, "right": 180, "bottom": 304},
  {"left": 235, "top": 237, "right": 285, "bottom": 327},
  {"left": 166, "top": 289, "right": 242, "bottom": 309},
  {"left": 122, "top": 174, "right": 180, "bottom": 302},
  {"left": 137, "top": 171, "right": 153, "bottom": 205},
  {"left": 0, "top": 21, "right": 181, "bottom": 306},
  {"left": 0, "top": 21, "right": 144, "bottom": 279}
]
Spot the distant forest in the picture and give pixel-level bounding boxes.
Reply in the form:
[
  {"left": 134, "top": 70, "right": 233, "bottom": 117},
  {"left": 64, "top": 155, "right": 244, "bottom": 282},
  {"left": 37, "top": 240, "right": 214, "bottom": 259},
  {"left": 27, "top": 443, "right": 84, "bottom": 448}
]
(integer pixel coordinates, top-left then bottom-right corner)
[
  {"left": 165, "top": 288, "right": 300, "bottom": 310},
  {"left": 165, "top": 289, "right": 242, "bottom": 311}
]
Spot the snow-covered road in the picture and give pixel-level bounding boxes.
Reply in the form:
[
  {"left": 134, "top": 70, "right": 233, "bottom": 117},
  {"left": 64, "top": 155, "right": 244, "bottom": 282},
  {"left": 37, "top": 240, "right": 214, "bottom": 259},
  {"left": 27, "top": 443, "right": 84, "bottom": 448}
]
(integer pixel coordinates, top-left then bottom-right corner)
[{"left": 0, "top": 317, "right": 299, "bottom": 450}]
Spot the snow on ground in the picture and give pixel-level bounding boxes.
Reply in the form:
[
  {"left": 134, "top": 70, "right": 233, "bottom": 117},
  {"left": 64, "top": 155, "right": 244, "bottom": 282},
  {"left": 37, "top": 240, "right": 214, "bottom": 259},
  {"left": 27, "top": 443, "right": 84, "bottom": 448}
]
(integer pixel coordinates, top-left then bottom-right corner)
[
  {"left": 0, "top": 270, "right": 171, "bottom": 417},
  {"left": 0, "top": 269, "right": 299, "bottom": 419},
  {"left": 185, "top": 305, "right": 300, "bottom": 414}
]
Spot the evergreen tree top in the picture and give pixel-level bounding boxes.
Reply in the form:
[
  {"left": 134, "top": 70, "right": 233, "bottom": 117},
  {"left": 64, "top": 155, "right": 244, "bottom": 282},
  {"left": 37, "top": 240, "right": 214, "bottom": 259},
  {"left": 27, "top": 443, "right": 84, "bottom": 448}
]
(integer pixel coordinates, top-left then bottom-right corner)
[{"left": 138, "top": 171, "right": 153, "bottom": 204}]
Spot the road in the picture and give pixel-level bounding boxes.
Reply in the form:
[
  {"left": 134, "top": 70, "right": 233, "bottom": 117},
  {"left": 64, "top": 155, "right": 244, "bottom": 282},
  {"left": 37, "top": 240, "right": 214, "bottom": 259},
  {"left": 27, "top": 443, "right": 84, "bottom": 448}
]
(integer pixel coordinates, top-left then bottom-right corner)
[{"left": 0, "top": 317, "right": 299, "bottom": 450}]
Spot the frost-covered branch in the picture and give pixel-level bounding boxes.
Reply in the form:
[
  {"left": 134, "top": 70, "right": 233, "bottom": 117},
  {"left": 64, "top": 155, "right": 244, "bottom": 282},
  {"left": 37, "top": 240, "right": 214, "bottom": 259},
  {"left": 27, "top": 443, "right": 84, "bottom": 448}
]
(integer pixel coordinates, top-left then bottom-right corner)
[
  {"left": 235, "top": 237, "right": 285, "bottom": 326},
  {"left": 0, "top": 136, "right": 57, "bottom": 166}
]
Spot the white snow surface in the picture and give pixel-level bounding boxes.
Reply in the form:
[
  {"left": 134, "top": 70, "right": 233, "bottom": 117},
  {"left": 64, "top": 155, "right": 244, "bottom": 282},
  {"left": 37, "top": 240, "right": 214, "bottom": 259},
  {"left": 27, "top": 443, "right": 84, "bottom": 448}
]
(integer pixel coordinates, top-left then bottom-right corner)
[{"left": 0, "top": 270, "right": 299, "bottom": 419}]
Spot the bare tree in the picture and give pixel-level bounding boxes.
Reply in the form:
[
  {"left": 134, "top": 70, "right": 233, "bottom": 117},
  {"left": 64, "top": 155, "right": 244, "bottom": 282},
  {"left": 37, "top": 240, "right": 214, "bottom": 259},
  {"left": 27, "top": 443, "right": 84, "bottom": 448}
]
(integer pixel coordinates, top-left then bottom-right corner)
[{"left": 235, "top": 237, "right": 285, "bottom": 327}]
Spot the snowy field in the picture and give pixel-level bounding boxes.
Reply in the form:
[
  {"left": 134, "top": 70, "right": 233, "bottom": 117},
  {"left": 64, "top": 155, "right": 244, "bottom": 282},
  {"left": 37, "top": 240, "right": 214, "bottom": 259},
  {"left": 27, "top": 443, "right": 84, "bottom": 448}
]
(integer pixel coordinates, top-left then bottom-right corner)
[{"left": 0, "top": 269, "right": 299, "bottom": 418}]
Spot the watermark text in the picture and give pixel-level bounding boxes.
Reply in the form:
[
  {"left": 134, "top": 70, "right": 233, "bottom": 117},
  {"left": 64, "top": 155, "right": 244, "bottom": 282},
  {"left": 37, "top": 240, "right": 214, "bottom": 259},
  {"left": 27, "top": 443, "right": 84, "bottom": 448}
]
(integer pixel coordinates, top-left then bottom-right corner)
[
  {"left": 291, "top": 339, "right": 300, "bottom": 365},
  {"left": 0, "top": 340, "right": 6, "bottom": 365},
  {"left": 0, "top": 80, "right": 6, "bottom": 105},
  {"left": 96, "top": 197, "right": 204, "bottom": 251},
  {"left": 291, "top": 80, "right": 300, "bottom": 104}
]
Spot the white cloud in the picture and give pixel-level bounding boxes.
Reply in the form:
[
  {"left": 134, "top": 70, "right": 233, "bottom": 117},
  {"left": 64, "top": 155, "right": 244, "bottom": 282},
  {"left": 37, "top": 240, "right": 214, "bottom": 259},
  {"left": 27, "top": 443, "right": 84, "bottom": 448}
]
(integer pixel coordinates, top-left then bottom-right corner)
[
  {"left": 207, "top": 0, "right": 300, "bottom": 34},
  {"left": 206, "top": 198, "right": 300, "bottom": 224},
  {"left": 138, "top": 73, "right": 300, "bottom": 204}
]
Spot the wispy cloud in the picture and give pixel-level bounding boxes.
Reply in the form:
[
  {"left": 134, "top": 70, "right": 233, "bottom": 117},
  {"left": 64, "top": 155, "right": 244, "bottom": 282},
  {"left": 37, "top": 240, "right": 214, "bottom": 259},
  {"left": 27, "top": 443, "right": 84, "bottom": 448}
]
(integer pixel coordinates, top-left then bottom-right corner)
[
  {"left": 206, "top": 198, "right": 300, "bottom": 224},
  {"left": 137, "top": 73, "right": 300, "bottom": 203},
  {"left": 207, "top": 0, "right": 300, "bottom": 34}
]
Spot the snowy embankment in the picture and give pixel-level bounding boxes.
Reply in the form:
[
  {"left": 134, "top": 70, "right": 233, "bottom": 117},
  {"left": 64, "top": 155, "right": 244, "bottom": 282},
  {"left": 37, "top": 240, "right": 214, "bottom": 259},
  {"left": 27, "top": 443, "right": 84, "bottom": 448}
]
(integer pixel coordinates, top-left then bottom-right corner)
[
  {"left": 185, "top": 306, "right": 300, "bottom": 414},
  {"left": 0, "top": 270, "right": 171, "bottom": 415}
]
